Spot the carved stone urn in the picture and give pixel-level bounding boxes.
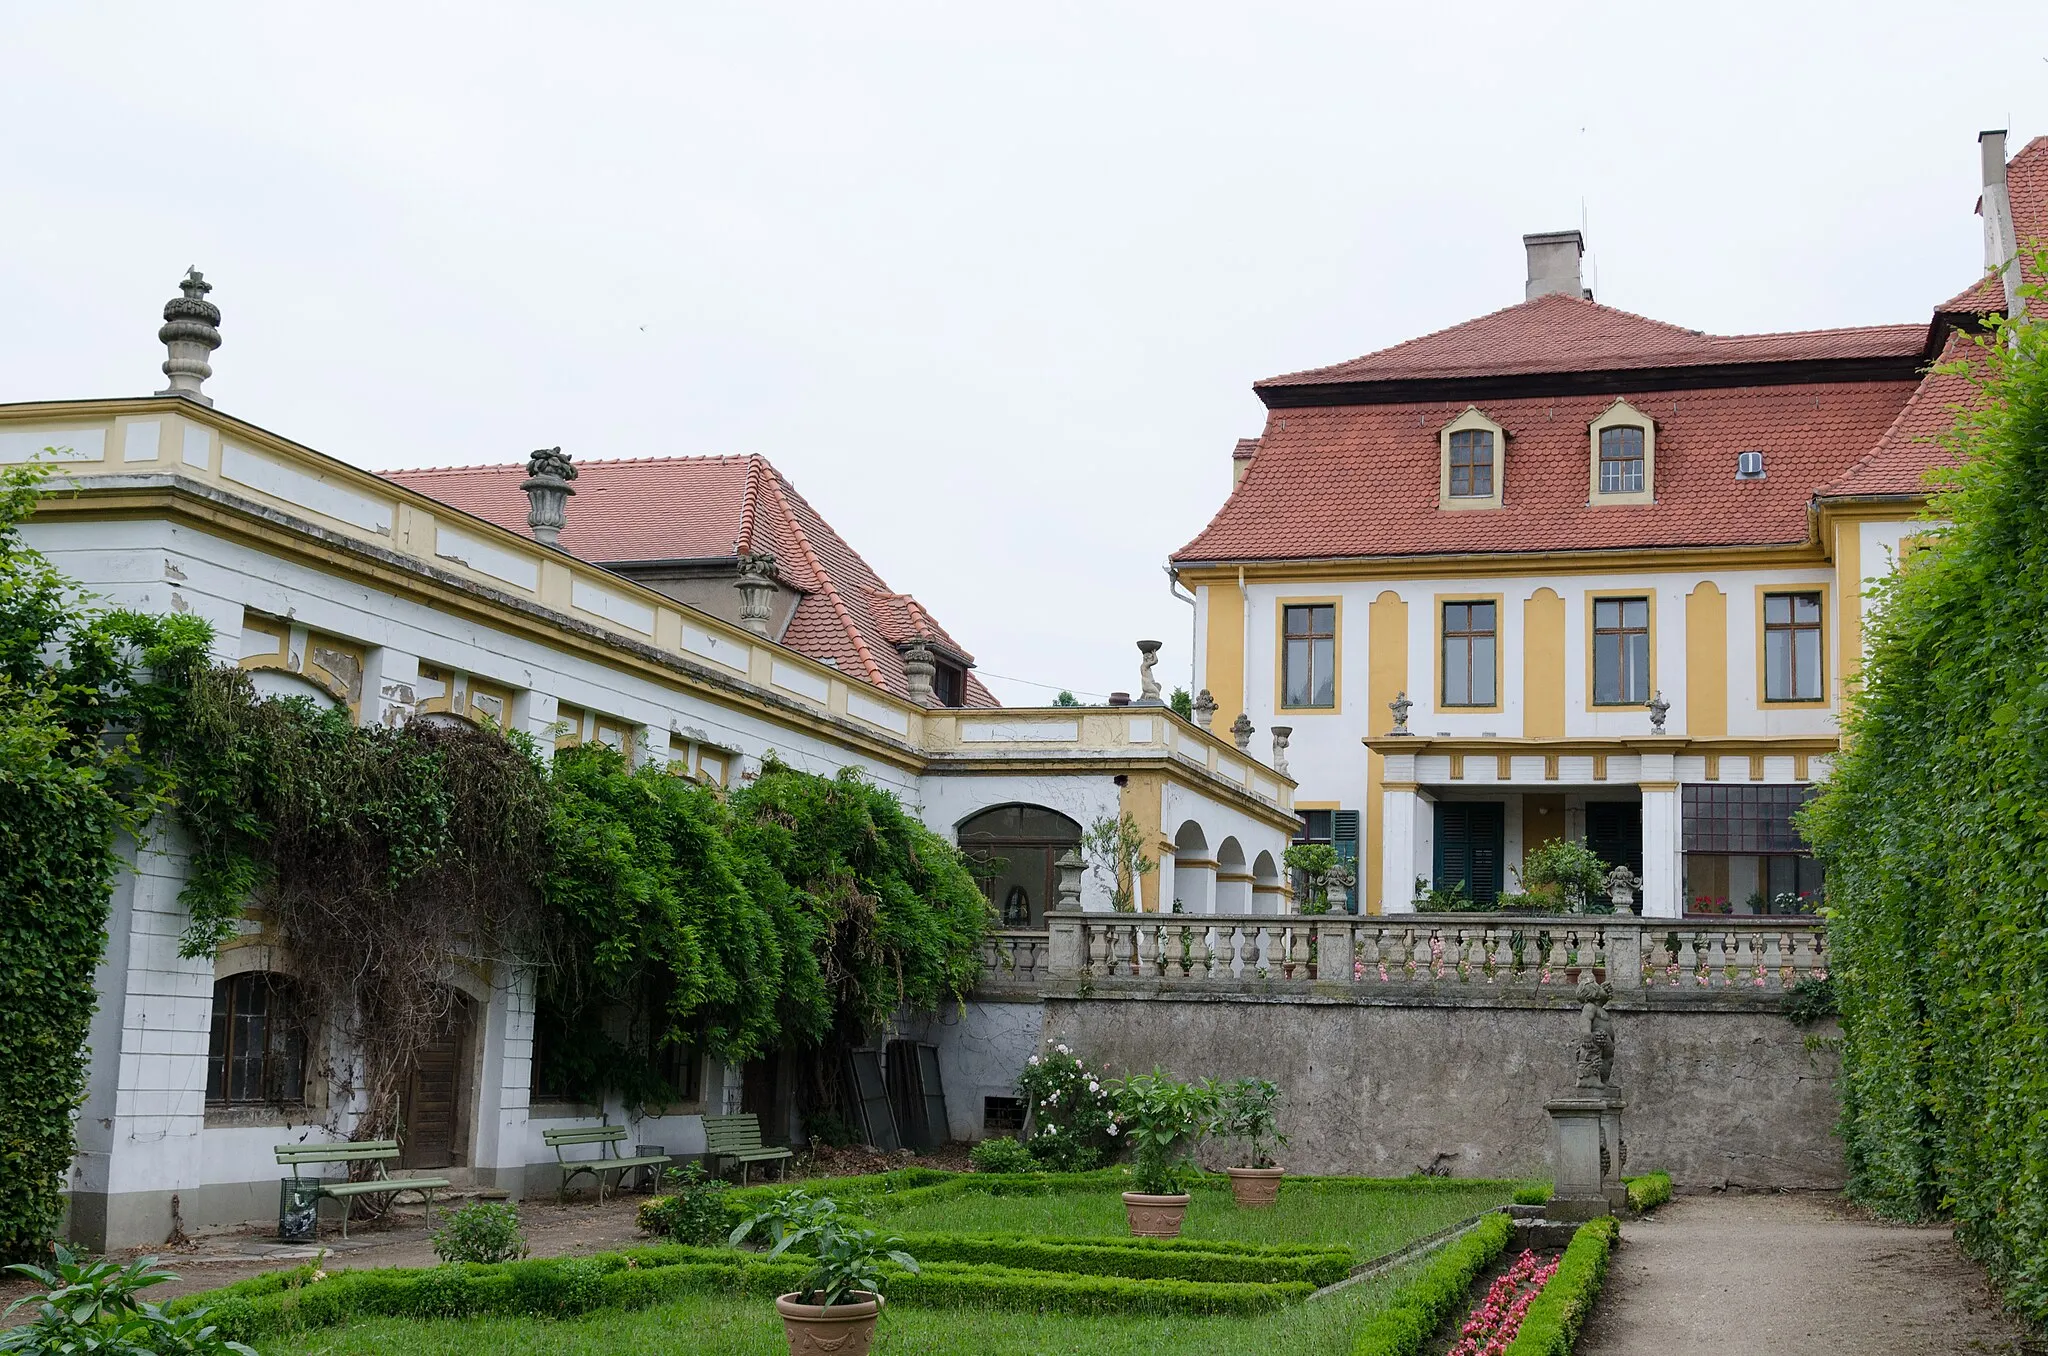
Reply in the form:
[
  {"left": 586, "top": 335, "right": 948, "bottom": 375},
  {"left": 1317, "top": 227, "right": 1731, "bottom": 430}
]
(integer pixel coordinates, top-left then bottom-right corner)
[
  {"left": 776, "top": 1292, "right": 882, "bottom": 1356},
  {"left": 1121, "top": 1191, "right": 1192, "bottom": 1238},
  {"left": 1225, "top": 1166, "right": 1285, "bottom": 1208}
]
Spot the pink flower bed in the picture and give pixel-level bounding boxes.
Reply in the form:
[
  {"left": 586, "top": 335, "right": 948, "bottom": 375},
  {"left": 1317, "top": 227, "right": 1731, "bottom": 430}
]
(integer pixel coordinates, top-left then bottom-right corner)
[{"left": 1447, "top": 1248, "right": 1559, "bottom": 1356}]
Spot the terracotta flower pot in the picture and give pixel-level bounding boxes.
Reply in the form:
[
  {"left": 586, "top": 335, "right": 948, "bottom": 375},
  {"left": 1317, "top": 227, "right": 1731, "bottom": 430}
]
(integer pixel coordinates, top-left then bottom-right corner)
[
  {"left": 776, "top": 1291, "right": 882, "bottom": 1356},
  {"left": 1226, "top": 1166, "right": 1285, "bottom": 1207},
  {"left": 1123, "top": 1191, "right": 1192, "bottom": 1238}
]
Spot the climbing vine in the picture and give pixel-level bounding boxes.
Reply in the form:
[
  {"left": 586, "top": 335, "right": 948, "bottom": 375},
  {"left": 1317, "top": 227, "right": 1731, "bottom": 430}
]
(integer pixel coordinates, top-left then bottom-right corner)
[{"left": 1802, "top": 272, "right": 2048, "bottom": 1324}]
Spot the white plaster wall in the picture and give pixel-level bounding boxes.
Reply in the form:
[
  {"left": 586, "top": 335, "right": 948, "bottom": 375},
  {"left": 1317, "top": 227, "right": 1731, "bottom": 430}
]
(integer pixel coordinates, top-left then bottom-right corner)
[{"left": 915, "top": 772, "right": 1120, "bottom": 910}]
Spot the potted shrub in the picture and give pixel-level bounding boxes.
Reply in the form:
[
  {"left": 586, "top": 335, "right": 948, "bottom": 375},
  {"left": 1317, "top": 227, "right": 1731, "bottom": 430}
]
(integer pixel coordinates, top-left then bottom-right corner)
[
  {"left": 1109, "top": 1069, "right": 1215, "bottom": 1237},
  {"left": 1214, "top": 1077, "right": 1289, "bottom": 1207},
  {"left": 730, "top": 1190, "right": 919, "bottom": 1356}
]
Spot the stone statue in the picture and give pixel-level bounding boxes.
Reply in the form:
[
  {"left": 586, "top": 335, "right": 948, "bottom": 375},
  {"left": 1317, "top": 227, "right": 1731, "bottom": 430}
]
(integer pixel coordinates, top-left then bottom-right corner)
[
  {"left": 1647, "top": 689, "right": 1670, "bottom": 733},
  {"left": 1191, "top": 688, "right": 1217, "bottom": 730},
  {"left": 1230, "top": 712, "right": 1254, "bottom": 752},
  {"left": 1134, "top": 640, "right": 1165, "bottom": 707},
  {"left": 1388, "top": 691, "right": 1413, "bottom": 736},
  {"left": 1571, "top": 977, "right": 1616, "bottom": 1089},
  {"left": 521, "top": 447, "right": 578, "bottom": 546}
]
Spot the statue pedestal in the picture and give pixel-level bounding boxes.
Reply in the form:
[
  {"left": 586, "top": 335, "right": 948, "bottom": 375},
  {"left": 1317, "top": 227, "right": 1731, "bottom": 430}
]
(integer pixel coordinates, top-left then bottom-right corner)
[{"left": 1546, "top": 1091, "right": 1626, "bottom": 1221}]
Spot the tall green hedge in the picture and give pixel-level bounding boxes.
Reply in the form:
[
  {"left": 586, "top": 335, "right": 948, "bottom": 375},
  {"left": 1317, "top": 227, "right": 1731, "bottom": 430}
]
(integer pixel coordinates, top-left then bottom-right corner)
[{"left": 1802, "top": 289, "right": 2048, "bottom": 1322}]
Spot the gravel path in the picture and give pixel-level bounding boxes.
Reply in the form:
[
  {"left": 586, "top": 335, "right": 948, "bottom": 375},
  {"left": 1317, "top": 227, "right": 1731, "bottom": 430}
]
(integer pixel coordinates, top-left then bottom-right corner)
[{"left": 1576, "top": 1193, "right": 2041, "bottom": 1356}]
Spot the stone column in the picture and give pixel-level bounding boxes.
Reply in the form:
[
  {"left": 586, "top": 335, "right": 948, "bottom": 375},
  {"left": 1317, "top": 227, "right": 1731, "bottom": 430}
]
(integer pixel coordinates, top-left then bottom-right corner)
[
  {"left": 1639, "top": 782, "right": 1683, "bottom": 918},
  {"left": 1314, "top": 918, "right": 1354, "bottom": 984},
  {"left": 1379, "top": 785, "right": 1426, "bottom": 913},
  {"left": 1544, "top": 1094, "right": 1621, "bottom": 1221}
]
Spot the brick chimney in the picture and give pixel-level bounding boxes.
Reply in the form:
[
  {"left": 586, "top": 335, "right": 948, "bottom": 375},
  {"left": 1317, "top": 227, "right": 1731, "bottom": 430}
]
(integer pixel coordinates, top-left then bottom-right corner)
[
  {"left": 1524, "top": 230, "right": 1587, "bottom": 302},
  {"left": 1980, "top": 129, "right": 2025, "bottom": 321}
]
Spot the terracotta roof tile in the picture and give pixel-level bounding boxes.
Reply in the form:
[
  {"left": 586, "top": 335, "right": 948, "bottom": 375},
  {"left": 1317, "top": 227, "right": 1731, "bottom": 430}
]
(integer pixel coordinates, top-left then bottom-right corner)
[
  {"left": 1232, "top": 437, "right": 1263, "bottom": 461},
  {"left": 1821, "top": 332, "right": 1985, "bottom": 498},
  {"left": 1174, "top": 381, "right": 1920, "bottom": 562},
  {"left": 384, "top": 455, "right": 996, "bottom": 708},
  {"left": 1257, "top": 293, "right": 1925, "bottom": 389}
]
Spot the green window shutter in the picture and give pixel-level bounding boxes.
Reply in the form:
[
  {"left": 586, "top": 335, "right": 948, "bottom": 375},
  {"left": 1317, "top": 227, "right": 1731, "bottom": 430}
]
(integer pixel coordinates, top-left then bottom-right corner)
[
  {"left": 1432, "top": 803, "right": 1503, "bottom": 905},
  {"left": 1333, "top": 811, "right": 1360, "bottom": 914}
]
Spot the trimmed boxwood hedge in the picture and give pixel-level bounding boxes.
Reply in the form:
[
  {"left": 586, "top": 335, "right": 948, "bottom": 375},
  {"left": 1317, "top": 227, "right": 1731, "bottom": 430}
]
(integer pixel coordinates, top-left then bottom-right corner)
[
  {"left": 894, "top": 1232, "right": 1352, "bottom": 1286},
  {"left": 1350, "top": 1212, "right": 1514, "bottom": 1356},
  {"left": 1502, "top": 1215, "right": 1618, "bottom": 1355},
  {"left": 1623, "top": 1172, "right": 1671, "bottom": 1214}
]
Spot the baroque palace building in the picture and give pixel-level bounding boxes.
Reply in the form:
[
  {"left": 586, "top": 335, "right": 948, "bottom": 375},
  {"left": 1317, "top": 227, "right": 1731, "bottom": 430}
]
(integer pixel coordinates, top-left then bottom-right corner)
[{"left": 1172, "top": 129, "right": 2045, "bottom": 919}]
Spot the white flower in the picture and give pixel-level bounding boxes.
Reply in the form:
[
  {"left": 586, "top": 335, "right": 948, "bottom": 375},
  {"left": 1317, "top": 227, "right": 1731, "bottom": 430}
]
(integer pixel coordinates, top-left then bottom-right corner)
[
  {"left": 1027, "top": 1055, "right": 1040, "bottom": 1065},
  {"left": 1107, "top": 1124, "right": 1119, "bottom": 1136},
  {"left": 1055, "top": 1044, "right": 1070, "bottom": 1055},
  {"left": 1087, "top": 1081, "right": 1099, "bottom": 1093},
  {"left": 1043, "top": 1123, "right": 1057, "bottom": 1134}
]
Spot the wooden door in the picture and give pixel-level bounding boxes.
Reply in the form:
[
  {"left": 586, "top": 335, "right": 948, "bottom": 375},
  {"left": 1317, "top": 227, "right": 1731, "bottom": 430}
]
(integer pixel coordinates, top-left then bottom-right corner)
[{"left": 401, "top": 995, "right": 471, "bottom": 1169}]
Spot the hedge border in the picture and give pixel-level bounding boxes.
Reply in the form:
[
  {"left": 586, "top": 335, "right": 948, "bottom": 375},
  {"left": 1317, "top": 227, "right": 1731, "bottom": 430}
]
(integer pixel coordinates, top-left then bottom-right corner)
[
  {"left": 1623, "top": 1172, "right": 1672, "bottom": 1214},
  {"left": 894, "top": 1232, "right": 1351, "bottom": 1287},
  {"left": 1501, "top": 1216, "right": 1619, "bottom": 1356},
  {"left": 1349, "top": 1212, "right": 1514, "bottom": 1356}
]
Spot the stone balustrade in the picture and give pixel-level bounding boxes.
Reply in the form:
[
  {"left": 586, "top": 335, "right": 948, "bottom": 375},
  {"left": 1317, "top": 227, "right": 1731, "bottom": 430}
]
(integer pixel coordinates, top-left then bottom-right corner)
[
  {"left": 1027, "top": 911, "right": 1827, "bottom": 998},
  {"left": 974, "top": 928, "right": 1052, "bottom": 993}
]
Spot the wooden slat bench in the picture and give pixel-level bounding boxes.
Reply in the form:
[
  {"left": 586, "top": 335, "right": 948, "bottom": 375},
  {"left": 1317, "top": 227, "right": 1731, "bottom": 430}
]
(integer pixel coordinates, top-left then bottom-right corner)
[
  {"left": 543, "top": 1124, "right": 671, "bottom": 1203},
  {"left": 704, "top": 1113, "right": 793, "bottom": 1184},
  {"left": 275, "top": 1141, "right": 451, "bottom": 1240}
]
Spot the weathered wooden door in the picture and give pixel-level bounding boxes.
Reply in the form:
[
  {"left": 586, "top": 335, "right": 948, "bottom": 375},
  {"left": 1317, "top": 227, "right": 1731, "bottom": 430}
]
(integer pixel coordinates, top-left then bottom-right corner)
[{"left": 401, "top": 994, "right": 471, "bottom": 1169}]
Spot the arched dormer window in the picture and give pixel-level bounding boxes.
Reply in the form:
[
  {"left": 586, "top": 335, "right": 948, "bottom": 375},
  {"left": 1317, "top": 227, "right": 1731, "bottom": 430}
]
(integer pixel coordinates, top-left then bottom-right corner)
[
  {"left": 1589, "top": 400, "right": 1655, "bottom": 504},
  {"left": 1439, "top": 407, "right": 1506, "bottom": 511}
]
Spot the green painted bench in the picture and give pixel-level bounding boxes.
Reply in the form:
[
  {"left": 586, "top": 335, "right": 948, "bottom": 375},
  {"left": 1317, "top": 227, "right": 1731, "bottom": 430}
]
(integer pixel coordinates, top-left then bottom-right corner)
[
  {"left": 543, "top": 1124, "right": 671, "bottom": 1203},
  {"left": 704, "top": 1112, "right": 793, "bottom": 1184},
  {"left": 274, "top": 1141, "right": 451, "bottom": 1239}
]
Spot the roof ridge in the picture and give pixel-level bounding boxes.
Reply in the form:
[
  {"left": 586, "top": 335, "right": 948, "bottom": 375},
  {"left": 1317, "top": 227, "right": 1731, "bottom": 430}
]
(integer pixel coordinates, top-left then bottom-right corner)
[
  {"left": 760, "top": 464, "right": 887, "bottom": 686},
  {"left": 1710, "top": 322, "right": 1924, "bottom": 342},
  {"left": 384, "top": 453, "right": 756, "bottom": 477},
  {"left": 736, "top": 454, "right": 767, "bottom": 556}
]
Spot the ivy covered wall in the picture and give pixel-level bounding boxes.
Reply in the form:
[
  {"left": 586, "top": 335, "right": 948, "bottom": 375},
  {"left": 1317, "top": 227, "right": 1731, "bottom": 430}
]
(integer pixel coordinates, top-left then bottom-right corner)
[{"left": 1804, "top": 289, "right": 2048, "bottom": 1324}]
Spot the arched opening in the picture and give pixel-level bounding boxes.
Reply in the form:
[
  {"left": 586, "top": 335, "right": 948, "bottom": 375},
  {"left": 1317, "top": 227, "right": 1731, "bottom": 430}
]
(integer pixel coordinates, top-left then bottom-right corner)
[
  {"left": 1215, "top": 837, "right": 1252, "bottom": 913},
  {"left": 957, "top": 804, "right": 1082, "bottom": 928},
  {"left": 246, "top": 668, "right": 347, "bottom": 709},
  {"left": 1173, "top": 820, "right": 1214, "bottom": 914},
  {"left": 1252, "top": 849, "right": 1286, "bottom": 915}
]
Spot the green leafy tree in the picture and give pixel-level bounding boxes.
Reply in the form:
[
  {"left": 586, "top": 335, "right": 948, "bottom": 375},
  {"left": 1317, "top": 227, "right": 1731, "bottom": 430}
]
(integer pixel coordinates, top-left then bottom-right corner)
[
  {"left": 1513, "top": 839, "right": 1615, "bottom": 914},
  {"left": 1081, "top": 812, "right": 1155, "bottom": 912},
  {"left": 1052, "top": 690, "right": 1080, "bottom": 707},
  {"left": 1801, "top": 275, "right": 2048, "bottom": 1323},
  {"left": 1169, "top": 687, "right": 1192, "bottom": 720}
]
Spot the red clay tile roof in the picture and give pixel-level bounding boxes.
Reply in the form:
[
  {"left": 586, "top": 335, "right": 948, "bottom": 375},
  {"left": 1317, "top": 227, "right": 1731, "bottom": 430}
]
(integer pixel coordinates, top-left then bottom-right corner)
[
  {"left": 1257, "top": 293, "right": 1925, "bottom": 390},
  {"left": 1174, "top": 381, "right": 1920, "bottom": 562},
  {"left": 1940, "top": 135, "right": 2048, "bottom": 314},
  {"left": 1232, "top": 437, "right": 1262, "bottom": 461},
  {"left": 1821, "top": 332, "right": 1986, "bottom": 498},
  {"left": 386, "top": 455, "right": 996, "bottom": 708}
]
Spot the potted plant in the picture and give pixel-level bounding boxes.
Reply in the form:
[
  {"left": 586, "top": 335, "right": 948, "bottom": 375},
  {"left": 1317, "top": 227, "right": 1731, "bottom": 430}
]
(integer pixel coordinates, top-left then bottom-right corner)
[
  {"left": 1109, "top": 1069, "right": 1215, "bottom": 1237},
  {"left": 730, "top": 1189, "right": 919, "bottom": 1356},
  {"left": 1213, "top": 1077, "right": 1289, "bottom": 1207}
]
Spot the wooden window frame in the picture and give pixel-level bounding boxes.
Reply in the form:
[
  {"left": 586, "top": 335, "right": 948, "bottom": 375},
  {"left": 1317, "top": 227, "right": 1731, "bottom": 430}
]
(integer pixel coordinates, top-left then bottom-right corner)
[
  {"left": 1276, "top": 599, "right": 1341, "bottom": 712},
  {"left": 1436, "top": 594, "right": 1503, "bottom": 713},
  {"left": 1759, "top": 588, "right": 1828, "bottom": 706},
  {"left": 1586, "top": 592, "right": 1655, "bottom": 709},
  {"left": 207, "top": 972, "right": 307, "bottom": 1107},
  {"left": 1598, "top": 426, "right": 1646, "bottom": 495},
  {"left": 1438, "top": 408, "right": 1506, "bottom": 511},
  {"left": 1447, "top": 429, "right": 1495, "bottom": 499},
  {"left": 1588, "top": 400, "right": 1656, "bottom": 505}
]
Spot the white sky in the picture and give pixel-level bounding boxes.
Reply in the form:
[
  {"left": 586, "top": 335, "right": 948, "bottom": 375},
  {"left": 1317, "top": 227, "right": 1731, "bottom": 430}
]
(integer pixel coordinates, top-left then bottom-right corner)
[{"left": 6, "top": 4, "right": 2045, "bottom": 705}]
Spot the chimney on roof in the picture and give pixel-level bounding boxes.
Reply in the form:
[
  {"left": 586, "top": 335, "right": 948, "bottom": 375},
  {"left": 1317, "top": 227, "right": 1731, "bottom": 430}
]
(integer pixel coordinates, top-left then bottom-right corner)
[
  {"left": 1979, "top": 129, "right": 2025, "bottom": 321},
  {"left": 156, "top": 269, "right": 222, "bottom": 405},
  {"left": 1524, "top": 231, "right": 1588, "bottom": 302}
]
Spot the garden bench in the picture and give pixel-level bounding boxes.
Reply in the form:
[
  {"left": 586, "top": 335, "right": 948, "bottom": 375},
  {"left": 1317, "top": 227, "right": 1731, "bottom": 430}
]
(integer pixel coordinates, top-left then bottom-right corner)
[
  {"left": 703, "top": 1112, "right": 793, "bottom": 1184},
  {"left": 543, "top": 1124, "right": 672, "bottom": 1203},
  {"left": 274, "top": 1141, "right": 451, "bottom": 1240}
]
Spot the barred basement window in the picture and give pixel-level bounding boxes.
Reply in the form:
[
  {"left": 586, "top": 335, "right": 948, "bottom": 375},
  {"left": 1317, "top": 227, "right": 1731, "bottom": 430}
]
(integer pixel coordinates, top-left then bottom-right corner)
[
  {"left": 206, "top": 973, "right": 307, "bottom": 1106},
  {"left": 983, "top": 1096, "right": 1026, "bottom": 1134}
]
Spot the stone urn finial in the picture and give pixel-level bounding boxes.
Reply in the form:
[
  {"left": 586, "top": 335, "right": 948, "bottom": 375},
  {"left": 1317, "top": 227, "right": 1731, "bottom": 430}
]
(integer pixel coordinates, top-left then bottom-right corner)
[
  {"left": 522, "top": 447, "right": 578, "bottom": 547},
  {"left": 1647, "top": 689, "right": 1670, "bottom": 733},
  {"left": 1269, "top": 725, "right": 1292, "bottom": 776},
  {"left": 1230, "top": 712, "right": 1254, "bottom": 752},
  {"left": 157, "top": 268, "right": 222, "bottom": 406},
  {"left": 1053, "top": 847, "right": 1083, "bottom": 912},
  {"left": 1191, "top": 687, "right": 1217, "bottom": 731},
  {"left": 733, "top": 551, "right": 779, "bottom": 636},
  {"left": 902, "top": 640, "right": 937, "bottom": 706},
  {"left": 1133, "top": 640, "right": 1165, "bottom": 707},
  {"left": 1388, "top": 690, "right": 1413, "bottom": 736}
]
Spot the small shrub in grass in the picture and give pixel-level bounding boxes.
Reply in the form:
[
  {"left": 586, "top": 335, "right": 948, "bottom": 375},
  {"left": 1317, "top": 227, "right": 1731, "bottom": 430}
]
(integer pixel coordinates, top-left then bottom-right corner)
[
  {"left": 1350, "top": 1211, "right": 1513, "bottom": 1356},
  {"left": 1, "top": 1247, "right": 256, "bottom": 1355},
  {"left": 1018, "top": 1042, "right": 1121, "bottom": 1169},
  {"left": 637, "top": 1163, "right": 735, "bottom": 1244},
  {"left": 1502, "top": 1215, "right": 1618, "bottom": 1355},
  {"left": 430, "top": 1201, "right": 529, "bottom": 1265},
  {"left": 1624, "top": 1171, "right": 1672, "bottom": 1213},
  {"left": 969, "top": 1137, "right": 1036, "bottom": 1174},
  {"left": 1512, "top": 1182, "right": 1551, "bottom": 1206}
]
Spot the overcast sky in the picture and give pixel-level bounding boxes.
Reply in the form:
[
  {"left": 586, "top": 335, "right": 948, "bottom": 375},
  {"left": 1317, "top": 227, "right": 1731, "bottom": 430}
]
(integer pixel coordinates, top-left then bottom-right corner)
[{"left": 7, "top": 4, "right": 2046, "bottom": 705}]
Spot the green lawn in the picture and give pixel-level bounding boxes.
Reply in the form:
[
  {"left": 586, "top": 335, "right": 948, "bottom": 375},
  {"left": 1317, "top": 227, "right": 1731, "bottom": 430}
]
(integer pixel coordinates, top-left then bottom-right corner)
[
  {"left": 876, "top": 1180, "right": 1513, "bottom": 1261},
  {"left": 258, "top": 1259, "right": 1430, "bottom": 1356}
]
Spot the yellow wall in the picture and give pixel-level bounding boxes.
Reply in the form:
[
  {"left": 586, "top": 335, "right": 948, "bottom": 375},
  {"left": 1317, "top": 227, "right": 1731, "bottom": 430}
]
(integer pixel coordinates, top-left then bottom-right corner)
[
  {"left": 1364, "top": 590, "right": 1409, "bottom": 913},
  {"left": 1523, "top": 588, "right": 1565, "bottom": 736},
  {"left": 1119, "top": 771, "right": 1166, "bottom": 912},
  {"left": 1203, "top": 579, "right": 1245, "bottom": 735},
  {"left": 1835, "top": 521, "right": 1863, "bottom": 707},
  {"left": 1685, "top": 583, "right": 1728, "bottom": 736}
]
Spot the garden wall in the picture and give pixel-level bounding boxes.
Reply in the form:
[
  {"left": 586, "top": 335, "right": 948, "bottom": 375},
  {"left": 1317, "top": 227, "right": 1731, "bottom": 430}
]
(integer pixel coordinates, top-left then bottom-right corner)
[{"left": 1040, "top": 988, "right": 1841, "bottom": 1189}]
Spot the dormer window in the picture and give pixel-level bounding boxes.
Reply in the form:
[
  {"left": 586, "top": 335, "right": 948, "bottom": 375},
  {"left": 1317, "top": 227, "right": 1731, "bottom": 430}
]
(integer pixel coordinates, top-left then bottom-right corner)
[
  {"left": 1439, "top": 407, "right": 1506, "bottom": 511},
  {"left": 1598, "top": 427, "right": 1645, "bottom": 494},
  {"left": 1588, "top": 400, "right": 1656, "bottom": 504}
]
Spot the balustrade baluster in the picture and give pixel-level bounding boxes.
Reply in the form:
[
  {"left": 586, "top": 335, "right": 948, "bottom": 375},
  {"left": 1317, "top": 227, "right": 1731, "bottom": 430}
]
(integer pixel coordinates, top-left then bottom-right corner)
[
  {"left": 1760, "top": 930, "right": 1785, "bottom": 990},
  {"left": 1545, "top": 931, "right": 1568, "bottom": 984},
  {"left": 1789, "top": 929, "right": 1817, "bottom": 984},
  {"left": 1485, "top": 928, "right": 1509, "bottom": 984},
  {"left": 1675, "top": 930, "right": 1700, "bottom": 985},
  {"left": 1703, "top": 930, "right": 1728, "bottom": 988},
  {"left": 1732, "top": 930, "right": 1758, "bottom": 989},
  {"left": 1360, "top": 927, "right": 1383, "bottom": 981}
]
